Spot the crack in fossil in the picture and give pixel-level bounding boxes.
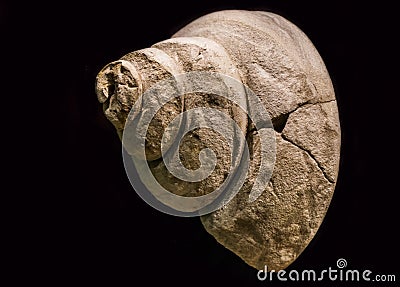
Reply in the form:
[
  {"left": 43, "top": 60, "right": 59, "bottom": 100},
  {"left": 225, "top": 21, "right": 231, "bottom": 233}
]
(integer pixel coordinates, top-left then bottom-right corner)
[
  {"left": 292, "top": 98, "right": 336, "bottom": 113},
  {"left": 271, "top": 112, "right": 289, "bottom": 133},
  {"left": 280, "top": 133, "right": 335, "bottom": 184},
  {"left": 270, "top": 99, "right": 335, "bottom": 133}
]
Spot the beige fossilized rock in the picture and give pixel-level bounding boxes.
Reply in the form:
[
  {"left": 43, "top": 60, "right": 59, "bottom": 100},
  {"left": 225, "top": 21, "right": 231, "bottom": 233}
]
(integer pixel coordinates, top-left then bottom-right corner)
[{"left": 95, "top": 10, "right": 341, "bottom": 270}]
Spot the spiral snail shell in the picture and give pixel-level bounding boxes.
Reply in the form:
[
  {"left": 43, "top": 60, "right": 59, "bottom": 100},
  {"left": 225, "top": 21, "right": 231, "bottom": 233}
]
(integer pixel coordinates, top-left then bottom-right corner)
[{"left": 96, "top": 10, "right": 341, "bottom": 270}]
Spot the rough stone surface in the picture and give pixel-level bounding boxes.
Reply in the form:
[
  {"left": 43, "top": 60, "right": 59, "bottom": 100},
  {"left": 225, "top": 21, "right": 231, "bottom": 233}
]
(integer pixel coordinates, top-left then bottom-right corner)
[{"left": 95, "top": 10, "right": 341, "bottom": 270}]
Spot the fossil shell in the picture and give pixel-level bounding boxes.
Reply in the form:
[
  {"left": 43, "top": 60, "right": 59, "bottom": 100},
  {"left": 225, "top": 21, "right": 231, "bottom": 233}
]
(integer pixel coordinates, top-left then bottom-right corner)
[{"left": 96, "top": 10, "right": 341, "bottom": 270}]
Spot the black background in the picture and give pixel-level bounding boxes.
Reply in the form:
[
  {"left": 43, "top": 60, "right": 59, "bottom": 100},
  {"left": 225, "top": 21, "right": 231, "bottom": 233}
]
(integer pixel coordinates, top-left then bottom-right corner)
[{"left": 4, "top": 0, "right": 398, "bottom": 285}]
